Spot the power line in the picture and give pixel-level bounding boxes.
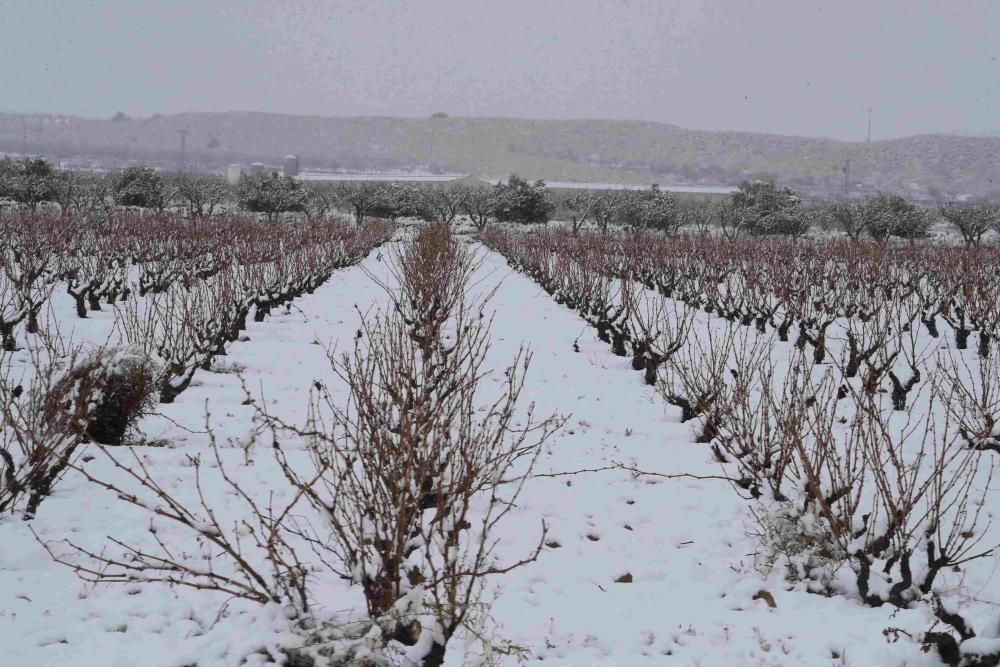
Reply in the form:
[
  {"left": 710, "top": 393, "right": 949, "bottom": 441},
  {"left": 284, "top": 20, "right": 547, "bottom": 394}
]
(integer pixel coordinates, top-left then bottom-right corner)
[
  {"left": 177, "top": 129, "right": 188, "bottom": 172},
  {"left": 843, "top": 157, "right": 851, "bottom": 200}
]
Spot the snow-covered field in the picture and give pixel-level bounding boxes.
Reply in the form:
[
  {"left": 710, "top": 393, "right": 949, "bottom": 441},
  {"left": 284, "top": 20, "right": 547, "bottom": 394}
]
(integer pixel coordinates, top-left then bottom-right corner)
[{"left": 2, "top": 224, "right": 998, "bottom": 666}]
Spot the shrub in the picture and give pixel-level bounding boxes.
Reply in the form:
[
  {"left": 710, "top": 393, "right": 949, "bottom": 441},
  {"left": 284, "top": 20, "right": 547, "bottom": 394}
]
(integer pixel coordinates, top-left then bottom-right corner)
[
  {"left": 0, "top": 157, "right": 58, "bottom": 211},
  {"left": 112, "top": 165, "right": 168, "bottom": 210},
  {"left": 731, "top": 180, "right": 803, "bottom": 236},
  {"left": 84, "top": 347, "right": 158, "bottom": 445},
  {"left": 617, "top": 185, "right": 680, "bottom": 233},
  {"left": 237, "top": 172, "right": 306, "bottom": 222},
  {"left": 750, "top": 503, "right": 846, "bottom": 593},
  {"left": 367, "top": 182, "right": 425, "bottom": 221},
  {"left": 824, "top": 199, "right": 874, "bottom": 239},
  {"left": 865, "top": 192, "right": 931, "bottom": 241},
  {"left": 494, "top": 175, "right": 553, "bottom": 225}
]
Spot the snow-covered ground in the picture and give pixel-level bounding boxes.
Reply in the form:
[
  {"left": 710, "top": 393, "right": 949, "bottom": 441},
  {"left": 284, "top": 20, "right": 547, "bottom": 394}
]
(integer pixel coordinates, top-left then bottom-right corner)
[{"left": 0, "top": 236, "right": 986, "bottom": 665}]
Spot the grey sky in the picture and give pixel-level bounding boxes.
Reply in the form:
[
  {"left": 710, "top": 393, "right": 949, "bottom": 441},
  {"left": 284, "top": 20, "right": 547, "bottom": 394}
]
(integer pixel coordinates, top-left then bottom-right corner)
[{"left": 2, "top": 0, "right": 997, "bottom": 140}]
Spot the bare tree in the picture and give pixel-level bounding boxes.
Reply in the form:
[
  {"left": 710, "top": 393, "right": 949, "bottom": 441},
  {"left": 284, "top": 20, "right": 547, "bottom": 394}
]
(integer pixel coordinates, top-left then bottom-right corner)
[
  {"left": 173, "top": 173, "right": 230, "bottom": 219},
  {"left": 302, "top": 181, "right": 340, "bottom": 224},
  {"left": 420, "top": 187, "right": 469, "bottom": 225},
  {"left": 338, "top": 181, "right": 383, "bottom": 224},
  {"left": 462, "top": 185, "right": 501, "bottom": 232},
  {"left": 561, "top": 191, "right": 601, "bottom": 234},
  {"left": 939, "top": 201, "right": 1000, "bottom": 246}
]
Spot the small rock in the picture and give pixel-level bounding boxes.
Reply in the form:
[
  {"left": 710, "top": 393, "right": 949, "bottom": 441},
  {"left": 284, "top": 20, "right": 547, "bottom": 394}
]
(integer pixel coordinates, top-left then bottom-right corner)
[
  {"left": 753, "top": 590, "right": 777, "bottom": 608},
  {"left": 615, "top": 573, "right": 634, "bottom": 583}
]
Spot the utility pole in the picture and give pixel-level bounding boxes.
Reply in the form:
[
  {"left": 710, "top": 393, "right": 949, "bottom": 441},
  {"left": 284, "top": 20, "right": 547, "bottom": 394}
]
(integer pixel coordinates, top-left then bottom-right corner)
[
  {"left": 177, "top": 129, "right": 188, "bottom": 172},
  {"left": 20, "top": 121, "right": 27, "bottom": 156},
  {"left": 843, "top": 158, "right": 851, "bottom": 200},
  {"left": 867, "top": 107, "right": 872, "bottom": 144}
]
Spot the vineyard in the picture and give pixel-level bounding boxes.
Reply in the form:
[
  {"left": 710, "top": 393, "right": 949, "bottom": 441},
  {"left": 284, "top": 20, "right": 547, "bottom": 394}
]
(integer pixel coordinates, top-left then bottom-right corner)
[{"left": 3, "top": 202, "right": 1000, "bottom": 666}]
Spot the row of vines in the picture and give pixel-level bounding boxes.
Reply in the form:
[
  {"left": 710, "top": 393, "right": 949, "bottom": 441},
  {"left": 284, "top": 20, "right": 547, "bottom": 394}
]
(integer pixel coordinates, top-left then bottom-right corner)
[
  {"left": 483, "top": 227, "right": 1000, "bottom": 666},
  {"left": 1, "top": 210, "right": 393, "bottom": 521}
]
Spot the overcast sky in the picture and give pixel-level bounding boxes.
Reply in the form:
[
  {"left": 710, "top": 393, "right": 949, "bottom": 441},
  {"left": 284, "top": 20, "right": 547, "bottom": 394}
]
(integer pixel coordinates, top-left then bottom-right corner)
[{"left": 2, "top": 0, "right": 997, "bottom": 140}]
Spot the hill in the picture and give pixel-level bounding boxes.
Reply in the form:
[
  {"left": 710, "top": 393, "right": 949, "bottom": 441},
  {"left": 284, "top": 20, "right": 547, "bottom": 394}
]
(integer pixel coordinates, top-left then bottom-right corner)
[{"left": 2, "top": 111, "right": 999, "bottom": 199}]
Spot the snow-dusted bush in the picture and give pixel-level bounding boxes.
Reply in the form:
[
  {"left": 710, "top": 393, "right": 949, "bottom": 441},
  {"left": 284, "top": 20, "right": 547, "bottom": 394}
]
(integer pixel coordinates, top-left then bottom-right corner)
[
  {"left": 494, "top": 175, "right": 554, "bottom": 225},
  {"left": 730, "top": 179, "right": 805, "bottom": 237},
  {"left": 0, "top": 157, "right": 58, "bottom": 212},
  {"left": 83, "top": 345, "right": 158, "bottom": 445},
  {"left": 750, "top": 502, "right": 846, "bottom": 594},
  {"left": 237, "top": 172, "right": 306, "bottom": 222},
  {"left": 616, "top": 185, "right": 681, "bottom": 234},
  {"left": 111, "top": 164, "right": 168, "bottom": 211},
  {"left": 865, "top": 192, "right": 932, "bottom": 242}
]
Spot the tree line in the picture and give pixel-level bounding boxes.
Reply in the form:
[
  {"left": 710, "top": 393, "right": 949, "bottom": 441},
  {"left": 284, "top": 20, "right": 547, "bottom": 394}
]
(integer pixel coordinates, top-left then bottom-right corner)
[{"left": 3, "top": 157, "right": 999, "bottom": 243}]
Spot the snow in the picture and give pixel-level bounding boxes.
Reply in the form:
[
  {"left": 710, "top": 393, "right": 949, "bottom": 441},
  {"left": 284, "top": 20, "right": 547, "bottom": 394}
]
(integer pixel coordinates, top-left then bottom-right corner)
[{"left": 0, "top": 229, "right": 992, "bottom": 665}]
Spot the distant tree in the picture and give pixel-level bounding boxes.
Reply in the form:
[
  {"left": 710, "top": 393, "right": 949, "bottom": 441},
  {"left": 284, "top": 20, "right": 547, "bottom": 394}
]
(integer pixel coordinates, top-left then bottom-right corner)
[
  {"left": 237, "top": 172, "right": 306, "bottom": 222},
  {"left": 368, "top": 183, "right": 425, "bottom": 222},
  {"left": 618, "top": 184, "right": 680, "bottom": 233},
  {"left": 676, "top": 198, "right": 715, "bottom": 236},
  {"left": 461, "top": 185, "right": 501, "bottom": 231},
  {"left": 494, "top": 175, "right": 553, "bottom": 225},
  {"left": 715, "top": 200, "right": 755, "bottom": 239},
  {"left": 562, "top": 191, "right": 603, "bottom": 234},
  {"left": 302, "top": 182, "right": 341, "bottom": 224},
  {"left": 338, "top": 182, "right": 382, "bottom": 225},
  {"left": 0, "top": 159, "right": 12, "bottom": 200},
  {"left": 112, "top": 111, "right": 129, "bottom": 122},
  {"left": 768, "top": 205, "right": 811, "bottom": 239},
  {"left": 91, "top": 174, "right": 118, "bottom": 220},
  {"left": 52, "top": 169, "right": 87, "bottom": 217},
  {"left": 0, "top": 157, "right": 57, "bottom": 211},
  {"left": 825, "top": 199, "right": 870, "bottom": 240},
  {"left": 430, "top": 111, "right": 449, "bottom": 119},
  {"left": 865, "top": 192, "right": 931, "bottom": 242},
  {"left": 112, "top": 165, "right": 168, "bottom": 211},
  {"left": 418, "top": 187, "right": 468, "bottom": 225},
  {"left": 938, "top": 201, "right": 1000, "bottom": 246},
  {"left": 731, "top": 179, "right": 803, "bottom": 236},
  {"left": 590, "top": 191, "right": 633, "bottom": 233},
  {"left": 173, "top": 173, "right": 230, "bottom": 219},
  {"left": 781, "top": 203, "right": 822, "bottom": 240}
]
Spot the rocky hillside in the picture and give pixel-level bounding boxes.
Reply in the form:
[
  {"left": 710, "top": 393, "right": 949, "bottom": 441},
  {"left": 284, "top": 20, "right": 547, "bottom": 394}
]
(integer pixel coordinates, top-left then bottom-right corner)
[{"left": 3, "top": 111, "right": 998, "bottom": 200}]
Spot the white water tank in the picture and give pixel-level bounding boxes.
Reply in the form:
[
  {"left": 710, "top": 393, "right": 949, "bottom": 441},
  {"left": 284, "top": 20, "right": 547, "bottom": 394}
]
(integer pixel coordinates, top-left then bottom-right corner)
[{"left": 227, "top": 164, "right": 244, "bottom": 185}]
